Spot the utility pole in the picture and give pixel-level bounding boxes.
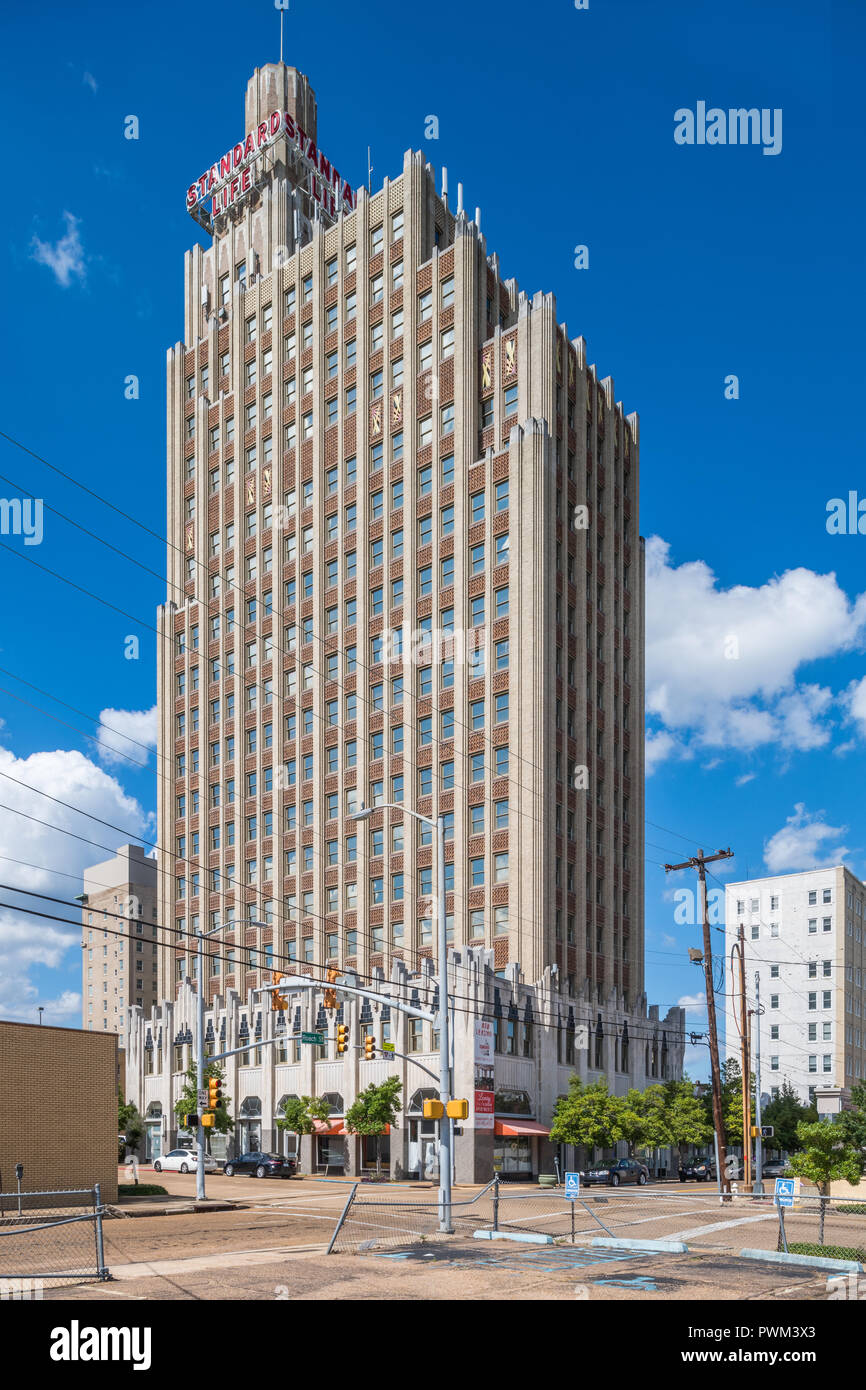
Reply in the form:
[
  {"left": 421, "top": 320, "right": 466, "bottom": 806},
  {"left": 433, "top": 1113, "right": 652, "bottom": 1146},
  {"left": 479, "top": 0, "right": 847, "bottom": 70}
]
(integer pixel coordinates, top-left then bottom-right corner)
[
  {"left": 732, "top": 923, "right": 751, "bottom": 1189},
  {"left": 665, "top": 847, "right": 733, "bottom": 1196},
  {"left": 752, "top": 971, "right": 764, "bottom": 1194}
]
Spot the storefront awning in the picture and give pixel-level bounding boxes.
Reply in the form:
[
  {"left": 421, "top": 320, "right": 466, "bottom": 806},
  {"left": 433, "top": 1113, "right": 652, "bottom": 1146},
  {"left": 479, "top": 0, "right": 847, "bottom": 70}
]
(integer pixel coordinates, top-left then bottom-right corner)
[
  {"left": 313, "top": 1120, "right": 346, "bottom": 1136},
  {"left": 494, "top": 1120, "right": 550, "bottom": 1137}
]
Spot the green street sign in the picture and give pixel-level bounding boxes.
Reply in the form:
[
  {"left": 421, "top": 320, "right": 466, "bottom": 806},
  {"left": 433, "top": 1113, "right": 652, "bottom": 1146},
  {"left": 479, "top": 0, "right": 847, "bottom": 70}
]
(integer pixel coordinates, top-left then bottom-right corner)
[
  {"left": 301, "top": 1031, "right": 325, "bottom": 1045},
  {"left": 381, "top": 1042, "right": 395, "bottom": 1052}
]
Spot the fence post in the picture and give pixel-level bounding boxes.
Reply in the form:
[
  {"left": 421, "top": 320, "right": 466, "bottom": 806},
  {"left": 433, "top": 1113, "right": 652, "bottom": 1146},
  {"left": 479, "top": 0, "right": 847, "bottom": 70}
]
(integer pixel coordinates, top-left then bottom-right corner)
[
  {"left": 492, "top": 1174, "right": 500, "bottom": 1233},
  {"left": 94, "top": 1184, "right": 109, "bottom": 1280},
  {"left": 326, "top": 1182, "right": 359, "bottom": 1255},
  {"left": 778, "top": 1203, "right": 788, "bottom": 1254}
]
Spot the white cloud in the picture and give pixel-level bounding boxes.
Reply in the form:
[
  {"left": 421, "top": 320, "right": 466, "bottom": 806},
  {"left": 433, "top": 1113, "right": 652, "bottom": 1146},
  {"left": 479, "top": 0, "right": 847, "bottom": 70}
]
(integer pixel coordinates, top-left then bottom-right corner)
[
  {"left": 83, "top": 71, "right": 98, "bottom": 93},
  {"left": 96, "top": 705, "right": 157, "bottom": 768},
  {"left": 677, "top": 994, "right": 707, "bottom": 1013},
  {"left": 763, "top": 803, "right": 851, "bottom": 874},
  {"left": 30, "top": 212, "right": 86, "bottom": 288},
  {"left": 735, "top": 773, "right": 756, "bottom": 787},
  {"left": 0, "top": 746, "right": 150, "bottom": 1025},
  {"left": 645, "top": 537, "right": 866, "bottom": 767},
  {"left": 645, "top": 728, "right": 679, "bottom": 775}
]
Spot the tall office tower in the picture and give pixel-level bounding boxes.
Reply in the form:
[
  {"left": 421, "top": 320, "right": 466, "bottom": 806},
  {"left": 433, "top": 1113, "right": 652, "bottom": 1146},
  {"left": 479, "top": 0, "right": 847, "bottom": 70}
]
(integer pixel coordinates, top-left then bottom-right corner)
[
  {"left": 156, "top": 60, "right": 643, "bottom": 1012},
  {"left": 725, "top": 867, "right": 866, "bottom": 1105},
  {"left": 80, "top": 844, "right": 159, "bottom": 1050}
]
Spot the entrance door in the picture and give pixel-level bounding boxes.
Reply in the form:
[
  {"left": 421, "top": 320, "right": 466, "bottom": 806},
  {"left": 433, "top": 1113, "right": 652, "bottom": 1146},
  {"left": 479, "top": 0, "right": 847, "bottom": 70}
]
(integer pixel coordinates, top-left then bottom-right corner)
[
  {"left": 146, "top": 1125, "right": 162, "bottom": 1162},
  {"left": 408, "top": 1119, "right": 439, "bottom": 1178}
]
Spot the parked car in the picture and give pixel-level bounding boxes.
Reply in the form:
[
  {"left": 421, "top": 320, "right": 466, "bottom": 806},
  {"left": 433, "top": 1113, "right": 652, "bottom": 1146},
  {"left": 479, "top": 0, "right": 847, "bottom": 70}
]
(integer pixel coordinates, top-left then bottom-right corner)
[
  {"left": 223, "top": 1151, "right": 296, "bottom": 1179},
  {"left": 679, "top": 1156, "right": 746, "bottom": 1182},
  {"left": 153, "top": 1149, "right": 220, "bottom": 1174},
  {"left": 760, "top": 1159, "right": 790, "bottom": 1180},
  {"left": 679, "top": 1157, "right": 714, "bottom": 1182},
  {"left": 582, "top": 1158, "right": 649, "bottom": 1187}
]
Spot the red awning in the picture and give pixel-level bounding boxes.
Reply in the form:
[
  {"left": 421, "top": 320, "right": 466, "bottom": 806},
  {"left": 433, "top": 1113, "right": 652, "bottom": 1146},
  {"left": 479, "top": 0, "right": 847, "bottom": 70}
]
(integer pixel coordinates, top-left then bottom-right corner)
[
  {"left": 313, "top": 1120, "right": 346, "bottom": 1136},
  {"left": 494, "top": 1120, "right": 550, "bottom": 1137}
]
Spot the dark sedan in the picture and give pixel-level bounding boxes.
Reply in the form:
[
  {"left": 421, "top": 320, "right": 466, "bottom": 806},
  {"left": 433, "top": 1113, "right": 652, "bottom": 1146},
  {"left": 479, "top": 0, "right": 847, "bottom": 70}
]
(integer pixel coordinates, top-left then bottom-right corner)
[
  {"left": 223, "top": 1151, "right": 296, "bottom": 1178},
  {"left": 679, "top": 1157, "right": 714, "bottom": 1182},
  {"left": 582, "top": 1158, "right": 649, "bottom": 1187}
]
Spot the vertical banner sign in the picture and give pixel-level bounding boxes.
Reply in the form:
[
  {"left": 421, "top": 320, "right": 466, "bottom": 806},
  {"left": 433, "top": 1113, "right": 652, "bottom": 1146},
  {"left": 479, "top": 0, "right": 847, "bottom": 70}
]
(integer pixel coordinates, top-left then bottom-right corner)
[{"left": 474, "top": 1020, "right": 495, "bottom": 1131}]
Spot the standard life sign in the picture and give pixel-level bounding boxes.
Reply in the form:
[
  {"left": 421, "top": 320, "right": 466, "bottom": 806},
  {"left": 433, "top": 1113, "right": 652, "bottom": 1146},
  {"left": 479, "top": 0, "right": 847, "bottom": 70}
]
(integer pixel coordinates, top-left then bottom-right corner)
[{"left": 186, "top": 110, "right": 355, "bottom": 224}]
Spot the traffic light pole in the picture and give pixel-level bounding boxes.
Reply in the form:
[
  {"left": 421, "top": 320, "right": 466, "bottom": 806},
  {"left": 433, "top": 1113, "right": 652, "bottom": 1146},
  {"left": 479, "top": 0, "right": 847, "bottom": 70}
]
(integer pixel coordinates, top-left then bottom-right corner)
[
  {"left": 196, "top": 926, "right": 205, "bottom": 1201},
  {"left": 351, "top": 802, "right": 452, "bottom": 1233},
  {"left": 194, "top": 923, "right": 223, "bottom": 1203},
  {"left": 436, "top": 809, "right": 453, "bottom": 1234}
]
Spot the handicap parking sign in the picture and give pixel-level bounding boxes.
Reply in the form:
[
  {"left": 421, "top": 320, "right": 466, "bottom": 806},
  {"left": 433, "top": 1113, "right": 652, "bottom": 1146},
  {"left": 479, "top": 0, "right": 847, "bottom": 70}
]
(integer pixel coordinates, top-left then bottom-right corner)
[
  {"left": 774, "top": 1178, "right": 795, "bottom": 1208},
  {"left": 564, "top": 1171, "right": 581, "bottom": 1201}
]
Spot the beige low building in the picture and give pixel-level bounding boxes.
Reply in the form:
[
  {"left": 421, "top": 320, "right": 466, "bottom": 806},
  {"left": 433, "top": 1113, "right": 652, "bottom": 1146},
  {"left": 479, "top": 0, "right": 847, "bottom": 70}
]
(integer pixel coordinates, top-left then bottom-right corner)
[{"left": 0, "top": 1021, "right": 118, "bottom": 1202}]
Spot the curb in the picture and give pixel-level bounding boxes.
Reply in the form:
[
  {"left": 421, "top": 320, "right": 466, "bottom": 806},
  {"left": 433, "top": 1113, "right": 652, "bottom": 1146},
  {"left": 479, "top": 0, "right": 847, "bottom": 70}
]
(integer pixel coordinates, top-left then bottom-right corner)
[
  {"left": 591, "top": 1237, "right": 689, "bottom": 1254},
  {"left": 738, "top": 1248, "right": 864, "bottom": 1274},
  {"left": 473, "top": 1230, "right": 554, "bottom": 1245},
  {"left": 109, "top": 1200, "right": 246, "bottom": 1218}
]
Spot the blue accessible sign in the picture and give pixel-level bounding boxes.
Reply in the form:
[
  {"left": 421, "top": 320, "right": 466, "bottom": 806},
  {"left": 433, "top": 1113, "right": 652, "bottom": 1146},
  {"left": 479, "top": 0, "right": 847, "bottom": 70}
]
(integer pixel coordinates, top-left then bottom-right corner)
[
  {"left": 564, "top": 1171, "right": 581, "bottom": 1201},
  {"left": 774, "top": 1178, "right": 795, "bottom": 1208}
]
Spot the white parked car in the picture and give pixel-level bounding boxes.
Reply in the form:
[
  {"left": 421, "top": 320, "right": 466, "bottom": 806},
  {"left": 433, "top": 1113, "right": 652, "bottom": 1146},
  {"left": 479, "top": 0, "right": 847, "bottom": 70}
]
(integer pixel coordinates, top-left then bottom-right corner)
[{"left": 153, "top": 1149, "right": 220, "bottom": 1174}]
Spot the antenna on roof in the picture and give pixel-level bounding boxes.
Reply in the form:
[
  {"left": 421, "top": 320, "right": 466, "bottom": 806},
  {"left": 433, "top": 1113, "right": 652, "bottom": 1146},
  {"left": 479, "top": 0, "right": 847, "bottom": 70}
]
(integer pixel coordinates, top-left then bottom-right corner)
[{"left": 367, "top": 146, "right": 373, "bottom": 193}]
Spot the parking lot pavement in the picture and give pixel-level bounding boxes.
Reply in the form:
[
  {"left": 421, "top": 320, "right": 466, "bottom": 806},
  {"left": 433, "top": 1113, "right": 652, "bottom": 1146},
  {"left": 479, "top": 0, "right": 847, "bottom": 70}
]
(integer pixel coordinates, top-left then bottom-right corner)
[{"left": 44, "top": 1242, "right": 831, "bottom": 1303}]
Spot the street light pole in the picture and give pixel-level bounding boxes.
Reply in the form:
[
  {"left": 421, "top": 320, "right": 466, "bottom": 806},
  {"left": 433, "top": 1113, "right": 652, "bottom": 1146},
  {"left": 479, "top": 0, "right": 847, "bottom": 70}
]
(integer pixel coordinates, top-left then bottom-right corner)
[{"left": 352, "top": 802, "right": 453, "bottom": 1233}]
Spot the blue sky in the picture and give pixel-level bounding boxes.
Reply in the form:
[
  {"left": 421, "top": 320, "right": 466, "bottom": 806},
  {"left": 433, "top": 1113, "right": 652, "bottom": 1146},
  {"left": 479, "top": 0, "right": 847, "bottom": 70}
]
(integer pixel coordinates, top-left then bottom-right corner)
[{"left": 1, "top": 0, "right": 864, "bottom": 1077}]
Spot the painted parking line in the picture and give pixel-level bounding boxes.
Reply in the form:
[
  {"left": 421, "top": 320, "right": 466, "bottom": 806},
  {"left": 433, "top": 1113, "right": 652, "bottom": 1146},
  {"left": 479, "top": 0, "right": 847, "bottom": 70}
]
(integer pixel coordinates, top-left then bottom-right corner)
[{"left": 667, "top": 1212, "right": 777, "bottom": 1241}]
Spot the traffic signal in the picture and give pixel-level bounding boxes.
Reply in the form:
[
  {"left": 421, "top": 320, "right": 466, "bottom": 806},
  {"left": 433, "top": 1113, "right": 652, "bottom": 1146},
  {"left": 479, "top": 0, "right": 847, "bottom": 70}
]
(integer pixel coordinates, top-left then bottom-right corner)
[
  {"left": 324, "top": 967, "right": 338, "bottom": 1010},
  {"left": 446, "top": 1099, "right": 469, "bottom": 1120},
  {"left": 183, "top": 1113, "right": 198, "bottom": 1129},
  {"left": 201, "top": 1113, "right": 215, "bottom": 1128},
  {"left": 423, "top": 1099, "right": 445, "bottom": 1119},
  {"left": 270, "top": 971, "right": 287, "bottom": 1010},
  {"left": 336, "top": 1023, "right": 349, "bottom": 1054},
  {"left": 364, "top": 1034, "right": 376, "bottom": 1061},
  {"left": 207, "top": 1075, "right": 223, "bottom": 1110}
]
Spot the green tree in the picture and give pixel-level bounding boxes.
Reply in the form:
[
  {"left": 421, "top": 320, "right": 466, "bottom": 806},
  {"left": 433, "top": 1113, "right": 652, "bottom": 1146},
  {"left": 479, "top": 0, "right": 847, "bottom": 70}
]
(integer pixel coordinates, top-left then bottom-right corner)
[
  {"left": 118, "top": 1088, "right": 144, "bottom": 1162},
  {"left": 651, "top": 1077, "right": 712, "bottom": 1166},
  {"left": 550, "top": 1077, "right": 619, "bottom": 1153},
  {"left": 345, "top": 1077, "right": 403, "bottom": 1177},
  {"left": 786, "top": 1120, "right": 862, "bottom": 1244},
  {"left": 762, "top": 1080, "right": 816, "bottom": 1153},
  {"left": 277, "top": 1094, "right": 332, "bottom": 1171},
  {"left": 173, "top": 1062, "right": 233, "bottom": 1150},
  {"left": 838, "top": 1080, "right": 866, "bottom": 1155}
]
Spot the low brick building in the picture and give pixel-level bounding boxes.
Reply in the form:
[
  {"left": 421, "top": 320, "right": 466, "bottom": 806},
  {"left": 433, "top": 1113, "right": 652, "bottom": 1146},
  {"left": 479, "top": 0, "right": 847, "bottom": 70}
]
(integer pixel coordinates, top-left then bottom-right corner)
[{"left": 0, "top": 1022, "right": 118, "bottom": 1202}]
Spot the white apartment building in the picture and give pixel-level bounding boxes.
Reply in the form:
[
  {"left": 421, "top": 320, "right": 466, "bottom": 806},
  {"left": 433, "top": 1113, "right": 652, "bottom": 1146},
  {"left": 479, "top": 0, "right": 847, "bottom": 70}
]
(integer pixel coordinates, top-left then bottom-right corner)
[
  {"left": 80, "top": 844, "right": 159, "bottom": 1050},
  {"left": 725, "top": 866, "right": 866, "bottom": 1105}
]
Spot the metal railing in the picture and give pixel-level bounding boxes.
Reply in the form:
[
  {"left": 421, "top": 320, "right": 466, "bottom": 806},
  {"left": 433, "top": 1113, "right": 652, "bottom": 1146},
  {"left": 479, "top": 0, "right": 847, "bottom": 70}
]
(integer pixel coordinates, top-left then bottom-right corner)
[
  {"left": 327, "top": 1179, "right": 496, "bottom": 1253},
  {"left": 0, "top": 1186, "right": 109, "bottom": 1283}
]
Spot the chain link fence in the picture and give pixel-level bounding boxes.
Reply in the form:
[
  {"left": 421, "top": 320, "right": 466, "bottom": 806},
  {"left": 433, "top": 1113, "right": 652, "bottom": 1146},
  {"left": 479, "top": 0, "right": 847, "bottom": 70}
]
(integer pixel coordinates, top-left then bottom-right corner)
[
  {"left": 775, "top": 1196, "right": 866, "bottom": 1263},
  {"left": 328, "top": 1181, "right": 497, "bottom": 1252},
  {"left": 0, "top": 1187, "right": 109, "bottom": 1284}
]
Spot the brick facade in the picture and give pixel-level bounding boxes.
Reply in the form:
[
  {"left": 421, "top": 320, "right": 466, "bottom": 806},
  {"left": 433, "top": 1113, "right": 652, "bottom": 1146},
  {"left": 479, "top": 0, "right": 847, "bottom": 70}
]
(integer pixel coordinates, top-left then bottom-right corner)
[{"left": 0, "top": 1022, "right": 118, "bottom": 1201}]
